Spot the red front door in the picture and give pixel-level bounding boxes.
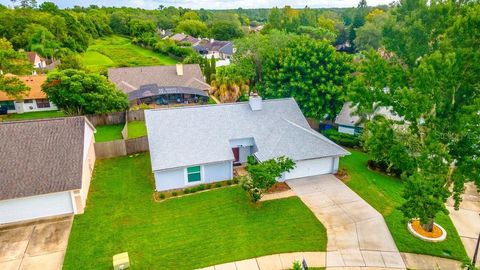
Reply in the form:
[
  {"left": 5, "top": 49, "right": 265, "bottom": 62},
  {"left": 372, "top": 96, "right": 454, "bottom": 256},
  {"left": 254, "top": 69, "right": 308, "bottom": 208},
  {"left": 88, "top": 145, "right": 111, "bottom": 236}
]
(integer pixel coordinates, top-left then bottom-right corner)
[{"left": 232, "top": 147, "right": 240, "bottom": 163}]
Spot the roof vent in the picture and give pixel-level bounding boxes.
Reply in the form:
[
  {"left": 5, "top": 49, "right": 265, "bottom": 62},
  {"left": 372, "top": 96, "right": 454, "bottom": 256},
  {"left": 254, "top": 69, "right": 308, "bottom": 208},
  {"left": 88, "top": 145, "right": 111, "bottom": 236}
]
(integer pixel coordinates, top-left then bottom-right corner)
[
  {"left": 176, "top": 64, "right": 183, "bottom": 76},
  {"left": 249, "top": 92, "right": 262, "bottom": 111}
]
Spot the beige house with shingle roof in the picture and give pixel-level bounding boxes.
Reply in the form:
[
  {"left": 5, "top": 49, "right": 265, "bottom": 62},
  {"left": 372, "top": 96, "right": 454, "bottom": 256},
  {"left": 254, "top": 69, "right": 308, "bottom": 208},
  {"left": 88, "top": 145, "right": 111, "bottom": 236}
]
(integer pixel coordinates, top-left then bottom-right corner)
[
  {"left": 0, "top": 117, "right": 96, "bottom": 224},
  {"left": 108, "top": 64, "right": 210, "bottom": 106}
]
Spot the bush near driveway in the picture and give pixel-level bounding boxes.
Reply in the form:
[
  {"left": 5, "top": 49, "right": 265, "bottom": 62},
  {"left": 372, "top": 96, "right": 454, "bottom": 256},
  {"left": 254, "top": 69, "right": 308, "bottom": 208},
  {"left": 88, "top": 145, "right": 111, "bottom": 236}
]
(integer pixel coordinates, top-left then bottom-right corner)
[
  {"left": 340, "top": 150, "right": 468, "bottom": 261},
  {"left": 64, "top": 153, "right": 327, "bottom": 270}
]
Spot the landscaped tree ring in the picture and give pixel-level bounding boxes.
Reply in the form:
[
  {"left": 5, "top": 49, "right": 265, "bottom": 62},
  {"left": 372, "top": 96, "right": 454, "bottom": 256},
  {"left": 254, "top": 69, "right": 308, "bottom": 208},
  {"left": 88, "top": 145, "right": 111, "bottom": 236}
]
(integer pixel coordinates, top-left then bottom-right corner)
[{"left": 407, "top": 218, "right": 447, "bottom": 242}]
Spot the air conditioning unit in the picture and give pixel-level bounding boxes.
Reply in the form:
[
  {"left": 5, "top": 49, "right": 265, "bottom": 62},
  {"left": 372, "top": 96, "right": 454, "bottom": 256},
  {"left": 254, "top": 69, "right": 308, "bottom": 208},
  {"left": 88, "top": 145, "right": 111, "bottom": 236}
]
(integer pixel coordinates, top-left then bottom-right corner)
[{"left": 113, "top": 252, "right": 130, "bottom": 270}]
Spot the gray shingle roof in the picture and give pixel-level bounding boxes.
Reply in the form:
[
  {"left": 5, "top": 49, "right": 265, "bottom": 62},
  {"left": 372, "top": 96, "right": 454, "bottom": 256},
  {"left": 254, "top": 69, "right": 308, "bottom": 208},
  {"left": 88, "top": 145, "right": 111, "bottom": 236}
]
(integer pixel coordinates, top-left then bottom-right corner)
[
  {"left": 108, "top": 64, "right": 210, "bottom": 94},
  {"left": 0, "top": 117, "right": 93, "bottom": 200},
  {"left": 145, "top": 98, "right": 349, "bottom": 171}
]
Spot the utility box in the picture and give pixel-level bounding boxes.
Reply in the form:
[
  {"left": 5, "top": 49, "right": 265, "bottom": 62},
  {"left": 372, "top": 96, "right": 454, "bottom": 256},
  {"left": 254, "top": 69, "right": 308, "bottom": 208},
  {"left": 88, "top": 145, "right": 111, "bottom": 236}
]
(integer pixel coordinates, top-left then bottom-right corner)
[{"left": 113, "top": 252, "right": 130, "bottom": 270}]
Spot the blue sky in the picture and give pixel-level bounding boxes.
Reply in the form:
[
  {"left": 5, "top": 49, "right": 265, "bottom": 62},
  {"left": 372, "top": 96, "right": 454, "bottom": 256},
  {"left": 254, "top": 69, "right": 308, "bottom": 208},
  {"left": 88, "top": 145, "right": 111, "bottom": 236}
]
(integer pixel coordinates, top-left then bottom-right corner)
[{"left": 0, "top": 0, "right": 392, "bottom": 9}]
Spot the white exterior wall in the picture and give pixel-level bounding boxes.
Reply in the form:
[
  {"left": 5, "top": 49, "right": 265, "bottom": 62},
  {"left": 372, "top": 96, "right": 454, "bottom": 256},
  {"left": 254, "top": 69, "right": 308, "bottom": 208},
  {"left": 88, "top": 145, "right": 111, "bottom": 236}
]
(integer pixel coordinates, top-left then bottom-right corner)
[
  {"left": 154, "top": 161, "right": 232, "bottom": 191},
  {"left": 283, "top": 157, "right": 335, "bottom": 180},
  {"left": 79, "top": 122, "right": 96, "bottom": 209},
  {"left": 338, "top": 125, "right": 355, "bottom": 135},
  {"left": 13, "top": 100, "right": 57, "bottom": 114},
  {"left": 0, "top": 192, "right": 74, "bottom": 224}
]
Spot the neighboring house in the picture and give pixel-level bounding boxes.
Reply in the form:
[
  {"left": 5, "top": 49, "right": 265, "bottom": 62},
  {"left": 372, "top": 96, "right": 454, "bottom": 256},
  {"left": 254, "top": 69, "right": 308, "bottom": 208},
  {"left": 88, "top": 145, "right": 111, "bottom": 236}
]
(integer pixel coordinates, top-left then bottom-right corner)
[
  {"left": 169, "top": 33, "right": 188, "bottom": 42},
  {"left": 26, "top": 51, "right": 46, "bottom": 69},
  {"left": 158, "top": 29, "right": 172, "bottom": 39},
  {"left": 0, "top": 117, "right": 96, "bottom": 224},
  {"left": 0, "top": 74, "right": 58, "bottom": 114},
  {"left": 108, "top": 64, "right": 210, "bottom": 106},
  {"left": 193, "top": 39, "right": 234, "bottom": 60},
  {"left": 335, "top": 101, "right": 404, "bottom": 135},
  {"left": 145, "top": 94, "right": 349, "bottom": 192},
  {"left": 169, "top": 33, "right": 201, "bottom": 45}
]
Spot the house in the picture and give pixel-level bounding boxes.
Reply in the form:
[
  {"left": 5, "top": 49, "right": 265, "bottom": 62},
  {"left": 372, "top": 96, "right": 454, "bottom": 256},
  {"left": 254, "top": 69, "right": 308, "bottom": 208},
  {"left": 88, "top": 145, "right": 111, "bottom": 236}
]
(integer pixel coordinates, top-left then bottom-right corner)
[
  {"left": 193, "top": 39, "right": 234, "bottom": 60},
  {"left": 0, "top": 117, "right": 96, "bottom": 224},
  {"left": 26, "top": 51, "right": 46, "bottom": 69},
  {"left": 169, "top": 33, "right": 188, "bottom": 42},
  {"left": 108, "top": 64, "right": 210, "bottom": 106},
  {"left": 335, "top": 101, "right": 404, "bottom": 135},
  {"left": 169, "top": 33, "right": 201, "bottom": 45},
  {"left": 145, "top": 94, "right": 349, "bottom": 192},
  {"left": 0, "top": 74, "right": 58, "bottom": 114}
]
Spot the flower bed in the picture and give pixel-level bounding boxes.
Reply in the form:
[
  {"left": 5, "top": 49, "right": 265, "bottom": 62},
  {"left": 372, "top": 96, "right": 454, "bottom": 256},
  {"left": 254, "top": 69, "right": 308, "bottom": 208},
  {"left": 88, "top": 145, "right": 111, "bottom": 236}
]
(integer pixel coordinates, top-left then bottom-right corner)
[
  {"left": 154, "top": 178, "right": 239, "bottom": 201},
  {"left": 408, "top": 219, "right": 447, "bottom": 242}
]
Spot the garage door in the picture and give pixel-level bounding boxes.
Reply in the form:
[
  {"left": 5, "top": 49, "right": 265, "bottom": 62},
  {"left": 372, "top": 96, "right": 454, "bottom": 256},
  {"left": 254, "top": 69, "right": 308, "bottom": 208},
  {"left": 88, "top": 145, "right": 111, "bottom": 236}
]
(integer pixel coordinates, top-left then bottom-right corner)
[
  {"left": 284, "top": 157, "right": 334, "bottom": 180},
  {"left": 0, "top": 192, "right": 74, "bottom": 224}
]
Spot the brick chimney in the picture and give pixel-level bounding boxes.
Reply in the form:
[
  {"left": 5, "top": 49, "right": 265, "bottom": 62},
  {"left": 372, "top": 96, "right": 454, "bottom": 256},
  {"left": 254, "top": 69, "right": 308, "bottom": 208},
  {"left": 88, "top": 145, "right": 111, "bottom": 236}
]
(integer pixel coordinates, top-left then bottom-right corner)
[
  {"left": 176, "top": 63, "right": 183, "bottom": 76},
  {"left": 248, "top": 92, "right": 262, "bottom": 111}
]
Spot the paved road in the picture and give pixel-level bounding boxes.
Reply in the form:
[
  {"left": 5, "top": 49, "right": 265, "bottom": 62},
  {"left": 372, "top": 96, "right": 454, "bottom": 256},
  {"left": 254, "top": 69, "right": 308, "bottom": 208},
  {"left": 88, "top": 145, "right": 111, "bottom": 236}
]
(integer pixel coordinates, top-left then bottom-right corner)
[{"left": 287, "top": 174, "right": 405, "bottom": 269}]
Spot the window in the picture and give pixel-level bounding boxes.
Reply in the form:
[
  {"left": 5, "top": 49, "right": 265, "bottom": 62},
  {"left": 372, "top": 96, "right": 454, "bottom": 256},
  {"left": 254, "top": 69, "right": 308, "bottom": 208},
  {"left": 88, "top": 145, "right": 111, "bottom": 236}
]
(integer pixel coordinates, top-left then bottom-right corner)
[
  {"left": 36, "top": 99, "right": 51, "bottom": 108},
  {"left": 24, "top": 99, "right": 33, "bottom": 103},
  {"left": 187, "top": 166, "right": 201, "bottom": 183}
]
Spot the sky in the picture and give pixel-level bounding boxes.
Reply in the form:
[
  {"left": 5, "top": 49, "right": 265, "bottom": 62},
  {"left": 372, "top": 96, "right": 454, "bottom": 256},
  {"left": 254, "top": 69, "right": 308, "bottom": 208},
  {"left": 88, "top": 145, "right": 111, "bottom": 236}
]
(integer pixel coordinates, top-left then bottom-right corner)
[{"left": 0, "top": 0, "right": 392, "bottom": 10}]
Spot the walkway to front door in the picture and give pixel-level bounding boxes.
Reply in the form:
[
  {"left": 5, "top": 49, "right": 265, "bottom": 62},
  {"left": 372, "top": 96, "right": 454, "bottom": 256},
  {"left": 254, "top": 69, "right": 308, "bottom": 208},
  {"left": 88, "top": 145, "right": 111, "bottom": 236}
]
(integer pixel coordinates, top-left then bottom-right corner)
[{"left": 287, "top": 174, "right": 405, "bottom": 269}]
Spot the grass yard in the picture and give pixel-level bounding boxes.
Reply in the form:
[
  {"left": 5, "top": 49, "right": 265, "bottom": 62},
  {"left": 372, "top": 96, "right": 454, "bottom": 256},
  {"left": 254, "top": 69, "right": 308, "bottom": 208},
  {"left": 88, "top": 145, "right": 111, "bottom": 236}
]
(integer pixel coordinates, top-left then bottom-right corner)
[
  {"left": 94, "top": 124, "right": 124, "bottom": 142},
  {"left": 64, "top": 154, "right": 327, "bottom": 270},
  {"left": 340, "top": 150, "right": 468, "bottom": 261},
  {"left": 80, "top": 35, "right": 177, "bottom": 73},
  {"left": 127, "top": 120, "right": 147, "bottom": 139},
  {"left": 0, "top": 110, "right": 65, "bottom": 121}
]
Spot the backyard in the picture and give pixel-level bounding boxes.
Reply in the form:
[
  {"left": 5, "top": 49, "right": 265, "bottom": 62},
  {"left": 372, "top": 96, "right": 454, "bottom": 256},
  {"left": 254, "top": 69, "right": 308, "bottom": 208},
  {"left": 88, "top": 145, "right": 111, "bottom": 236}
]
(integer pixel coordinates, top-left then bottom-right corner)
[
  {"left": 94, "top": 121, "right": 147, "bottom": 142},
  {"left": 340, "top": 150, "right": 468, "bottom": 261},
  {"left": 80, "top": 35, "right": 177, "bottom": 73},
  {"left": 63, "top": 153, "right": 327, "bottom": 270},
  {"left": 0, "top": 110, "right": 65, "bottom": 121}
]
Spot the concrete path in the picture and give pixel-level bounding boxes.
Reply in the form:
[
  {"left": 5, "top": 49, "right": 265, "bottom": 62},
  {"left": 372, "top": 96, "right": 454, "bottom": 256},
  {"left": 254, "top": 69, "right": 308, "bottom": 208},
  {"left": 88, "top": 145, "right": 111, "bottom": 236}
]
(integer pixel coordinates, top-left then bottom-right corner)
[
  {"left": 287, "top": 174, "right": 405, "bottom": 269},
  {"left": 401, "top": 252, "right": 463, "bottom": 270},
  {"left": 0, "top": 215, "right": 73, "bottom": 270},
  {"left": 446, "top": 182, "right": 480, "bottom": 260},
  {"left": 198, "top": 252, "right": 325, "bottom": 270}
]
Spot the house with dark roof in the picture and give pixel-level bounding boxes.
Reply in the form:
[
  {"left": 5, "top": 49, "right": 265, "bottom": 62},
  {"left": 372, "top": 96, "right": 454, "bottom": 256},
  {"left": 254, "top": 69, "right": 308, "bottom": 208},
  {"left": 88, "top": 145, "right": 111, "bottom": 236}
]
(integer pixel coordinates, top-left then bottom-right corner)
[
  {"left": 193, "top": 39, "right": 234, "bottom": 60},
  {"left": 0, "top": 74, "right": 58, "bottom": 114},
  {"left": 108, "top": 64, "right": 210, "bottom": 107},
  {"left": 145, "top": 94, "right": 349, "bottom": 192},
  {"left": 0, "top": 117, "right": 96, "bottom": 224}
]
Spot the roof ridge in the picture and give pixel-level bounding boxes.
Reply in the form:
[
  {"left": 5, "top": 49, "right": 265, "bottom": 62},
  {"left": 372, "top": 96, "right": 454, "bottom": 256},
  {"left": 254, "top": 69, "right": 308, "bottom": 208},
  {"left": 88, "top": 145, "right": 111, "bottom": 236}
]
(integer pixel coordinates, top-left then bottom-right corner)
[
  {"left": 282, "top": 118, "right": 350, "bottom": 155},
  {"left": 146, "top": 97, "right": 296, "bottom": 112}
]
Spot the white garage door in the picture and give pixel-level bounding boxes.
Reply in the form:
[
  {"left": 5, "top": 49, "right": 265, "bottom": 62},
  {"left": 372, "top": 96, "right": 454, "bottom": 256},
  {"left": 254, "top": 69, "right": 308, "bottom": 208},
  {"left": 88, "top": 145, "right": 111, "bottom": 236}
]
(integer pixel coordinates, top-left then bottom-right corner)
[
  {"left": 284, "top": 157, "right": 334, "bottom": 180},
  {"left": 0, "top": 192, "right": 74, "bottom": 224}
]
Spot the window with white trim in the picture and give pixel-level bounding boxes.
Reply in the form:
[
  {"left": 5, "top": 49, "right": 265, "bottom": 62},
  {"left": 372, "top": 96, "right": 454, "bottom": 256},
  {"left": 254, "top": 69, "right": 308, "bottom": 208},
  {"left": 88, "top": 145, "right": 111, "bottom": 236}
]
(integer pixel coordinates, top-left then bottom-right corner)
[{"left": 186, "top": 166, "right": 201, "bottom": 183}]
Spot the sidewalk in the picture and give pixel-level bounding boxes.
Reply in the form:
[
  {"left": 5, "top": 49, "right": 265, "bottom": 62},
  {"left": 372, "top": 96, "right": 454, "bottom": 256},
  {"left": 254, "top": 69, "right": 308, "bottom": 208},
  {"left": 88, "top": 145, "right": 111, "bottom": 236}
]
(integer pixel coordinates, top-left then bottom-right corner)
[{"left": 446, "top": 182, "right": 480, "bottom": 259}]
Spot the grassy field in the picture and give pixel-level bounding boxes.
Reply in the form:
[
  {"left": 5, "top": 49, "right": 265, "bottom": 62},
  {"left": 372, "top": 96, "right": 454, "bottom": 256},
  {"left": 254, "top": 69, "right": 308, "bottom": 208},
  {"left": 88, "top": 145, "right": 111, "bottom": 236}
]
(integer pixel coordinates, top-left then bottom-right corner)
[
  {"left": 0, "top": 110, "right": 65, "bottom": 121},
  {"left": 64, "top": 153, "right": 327, "bottom": 270},
  {"left": 80, "top": 35, "right": 177, "bottom": 73},
  {"left": 340, "top": 150, "right": 468, "bottom": 261},
  {"left": 94, "top": 124, "right": 124, "bottom": 142},
  {"left": 127, "top": 121, "right": 147, "bottom": 139}
]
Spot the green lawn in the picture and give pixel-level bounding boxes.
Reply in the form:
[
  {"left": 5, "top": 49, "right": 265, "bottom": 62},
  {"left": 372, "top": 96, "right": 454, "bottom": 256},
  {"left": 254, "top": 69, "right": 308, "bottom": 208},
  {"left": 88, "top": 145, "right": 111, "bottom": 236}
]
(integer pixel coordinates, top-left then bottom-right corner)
[
  {"left": 340, "top": 150, "right": 468, "bottom": 261},
  {"left": 127, "top": 121, "right": 147, "bottom": 139},
  {"left": 94, "top": 124, "right": 124, "bottom": 142},
  {"left": 64, "top": 154, "right": 327, "bottom": 270},
  {"left": 0, "top": 110, "right": 65, "bottom": 121},
  {"left": 80, "top": 35, "right": 177, "bottom": 73}
]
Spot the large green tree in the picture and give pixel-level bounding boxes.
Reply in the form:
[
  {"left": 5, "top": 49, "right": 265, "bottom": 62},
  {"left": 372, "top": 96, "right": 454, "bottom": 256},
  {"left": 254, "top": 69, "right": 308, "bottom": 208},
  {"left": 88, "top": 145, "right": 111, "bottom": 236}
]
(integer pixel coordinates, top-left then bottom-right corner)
[
  {"left": 175, "top": 19, "right": 208, "bottom": 37},
  {"left": 0, "top": 38, "right": 30, "bottom": 97},
  {"left": 259, "top": 36, "right": 352, "bottom": 120},
  {"left": 42, "top": 69, "right": 129, "bottom": 115}
]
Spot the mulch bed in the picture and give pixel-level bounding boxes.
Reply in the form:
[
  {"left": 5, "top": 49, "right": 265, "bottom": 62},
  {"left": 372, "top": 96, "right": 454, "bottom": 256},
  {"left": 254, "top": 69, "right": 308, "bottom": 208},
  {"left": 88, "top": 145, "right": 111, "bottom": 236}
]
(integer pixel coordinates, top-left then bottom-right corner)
[
  {"left": 335, "top": 168, "right": 350, "bottom": 182},
  {"left": 267, "top": 182, "right": 291, "bottom": 193},
  {"left": 411, "top": 219, "right": 443, "bottom": 238}
]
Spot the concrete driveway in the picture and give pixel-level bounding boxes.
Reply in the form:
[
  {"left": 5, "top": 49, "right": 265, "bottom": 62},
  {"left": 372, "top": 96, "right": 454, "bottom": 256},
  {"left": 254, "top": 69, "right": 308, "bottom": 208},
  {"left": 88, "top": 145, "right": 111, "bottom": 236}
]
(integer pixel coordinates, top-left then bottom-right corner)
[
  {"left": 287, "top": 174, "right": 405, "bottom": 269},
  {"left": 0, "top": 215, "right": 73, "bottom": 270}
]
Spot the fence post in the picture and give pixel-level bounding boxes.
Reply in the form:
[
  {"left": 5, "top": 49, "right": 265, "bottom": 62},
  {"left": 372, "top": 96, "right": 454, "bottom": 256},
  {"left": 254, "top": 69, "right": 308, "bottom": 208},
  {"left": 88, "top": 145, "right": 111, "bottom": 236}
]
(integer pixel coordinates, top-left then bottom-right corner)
[{"left": 473, "top": 233, "right": 480, "bottom": 267}]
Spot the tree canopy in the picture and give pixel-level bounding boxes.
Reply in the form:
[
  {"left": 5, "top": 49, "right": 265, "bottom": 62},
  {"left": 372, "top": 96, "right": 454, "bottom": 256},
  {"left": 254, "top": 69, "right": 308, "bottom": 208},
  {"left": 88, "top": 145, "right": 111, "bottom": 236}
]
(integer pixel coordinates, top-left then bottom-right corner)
[{"left": 42, "top": 69, "right": 129, "bottom": 115}]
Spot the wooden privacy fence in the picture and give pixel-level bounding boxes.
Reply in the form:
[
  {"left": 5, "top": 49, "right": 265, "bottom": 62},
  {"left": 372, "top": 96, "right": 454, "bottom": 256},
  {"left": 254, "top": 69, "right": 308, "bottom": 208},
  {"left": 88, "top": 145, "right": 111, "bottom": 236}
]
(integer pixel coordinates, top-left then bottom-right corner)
[
  {"left": 94, "top": 136, "right": 149, "bottom": 158},
  {"left": 85, "top": 110, "right": 146, "bottom": 126}
]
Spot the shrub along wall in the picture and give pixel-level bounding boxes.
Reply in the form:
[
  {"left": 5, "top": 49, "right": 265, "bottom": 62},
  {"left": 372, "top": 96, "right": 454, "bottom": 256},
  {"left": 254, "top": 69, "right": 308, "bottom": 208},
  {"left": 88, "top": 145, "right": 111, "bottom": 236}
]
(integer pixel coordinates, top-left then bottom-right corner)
[{"left": 323, "top": 128, "right": 362, "bottom": 148}]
